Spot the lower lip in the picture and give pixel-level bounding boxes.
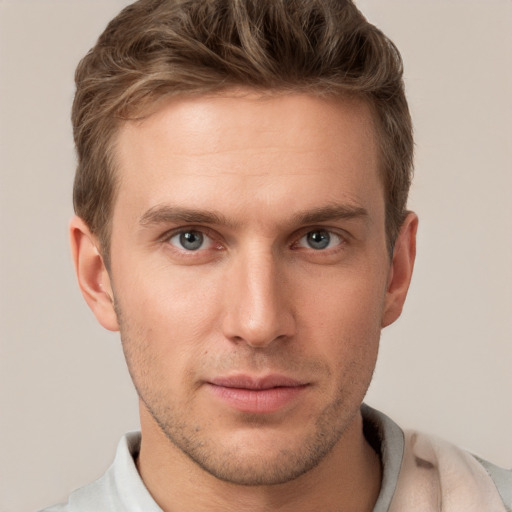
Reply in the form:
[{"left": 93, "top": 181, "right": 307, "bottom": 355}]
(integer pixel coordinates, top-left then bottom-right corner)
[{"left": 206, "top": 384, "right": 308, "bottom": 414}]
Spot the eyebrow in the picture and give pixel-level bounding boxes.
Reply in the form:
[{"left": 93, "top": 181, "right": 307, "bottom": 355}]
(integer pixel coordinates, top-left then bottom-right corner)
[
  {"left": 291, "top": 204, "right": 368, "bottom": 225},
  {"left": 139, "top": 203, "right": 368, "bottom": 229},
  {"left": 140, "top": 205, "right": 235, "bottom": 228}
]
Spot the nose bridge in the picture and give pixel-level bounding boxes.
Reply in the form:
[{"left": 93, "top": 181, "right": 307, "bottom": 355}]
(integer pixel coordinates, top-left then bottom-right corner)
[{"left": 222, "top": 244, "right": 294, "bottom": 347}]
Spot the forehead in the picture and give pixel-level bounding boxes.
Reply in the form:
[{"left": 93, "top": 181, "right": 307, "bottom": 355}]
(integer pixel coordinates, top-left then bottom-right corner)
[
  {"left": 112, "top": 91, "right": 383, "bottom": 228},
  {"left": 119, "top": 91, "right": 378, "bottom": 159}
]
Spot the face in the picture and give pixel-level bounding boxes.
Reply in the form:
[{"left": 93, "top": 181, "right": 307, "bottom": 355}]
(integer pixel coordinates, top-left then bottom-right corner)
[{"left": 76, "top": 92, "right": 414, "bottom": 485}]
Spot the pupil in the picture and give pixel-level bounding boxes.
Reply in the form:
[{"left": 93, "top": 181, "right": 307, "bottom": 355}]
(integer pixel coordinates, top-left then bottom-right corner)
[
  {"left": 308, "top": 230, "right": 330, "bottom": 250},
  {"left": 180, "top": 231, "right": 203, "bottom": 250}
]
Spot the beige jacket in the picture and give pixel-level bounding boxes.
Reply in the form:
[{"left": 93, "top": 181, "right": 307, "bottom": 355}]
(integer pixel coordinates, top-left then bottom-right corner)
[{"left": 389, "top": 430, "right": 511, "bottom": 511}]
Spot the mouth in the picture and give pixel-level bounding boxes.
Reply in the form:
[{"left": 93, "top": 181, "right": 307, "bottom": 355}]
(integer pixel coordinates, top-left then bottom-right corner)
[{"left": 206, "top": 375, "right": 310, "bottom": 414}]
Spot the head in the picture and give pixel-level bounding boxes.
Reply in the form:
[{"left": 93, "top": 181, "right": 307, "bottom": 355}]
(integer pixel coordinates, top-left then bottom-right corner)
[
  {"left": 70, "top": 0, "right": 417, "bottom": 491},
  {"left": 72, "top": 0, "right": 413, "bottom": 267}
]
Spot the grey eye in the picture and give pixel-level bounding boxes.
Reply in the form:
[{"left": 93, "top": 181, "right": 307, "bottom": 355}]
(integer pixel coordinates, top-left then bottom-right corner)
[
  {"left": 298, "top": 230, "right": 342, "bottom": 250},
  {"left": 307, "top": 230, "right": 331, "bottom": 249},
  {"left": 170, "top": 230, "right": 206, "bottom": 251}
]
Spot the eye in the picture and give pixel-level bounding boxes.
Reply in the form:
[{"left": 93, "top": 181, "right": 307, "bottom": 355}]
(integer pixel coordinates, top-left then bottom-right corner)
[
  {"left": 297, "top": 229, "right": 343, "bottom": 250},
  {"left": 168, "top": 230, "right": 212, "bottom": 251}
]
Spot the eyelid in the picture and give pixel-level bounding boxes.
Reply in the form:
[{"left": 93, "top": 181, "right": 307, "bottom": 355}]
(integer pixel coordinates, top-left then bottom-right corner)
[
  {"left": 157, "top": 225, "right": 348, "bottom": 255},
  {"left": 160, "top": 225, "right": 213, "bottom": 241},
  {"left": 160, "top": 225, "right": 224, "bottom": 253},
  {"left": 291, "top": 227, "right": 348, "bottom": 251},
  {"left": 169, "top": 231, "right": 212, "bottom": 251}
]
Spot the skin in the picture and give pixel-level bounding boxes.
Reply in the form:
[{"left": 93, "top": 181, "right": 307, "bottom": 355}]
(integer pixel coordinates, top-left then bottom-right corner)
[{"left": 71, "top": 91, "right": 417, "bottom": 512}]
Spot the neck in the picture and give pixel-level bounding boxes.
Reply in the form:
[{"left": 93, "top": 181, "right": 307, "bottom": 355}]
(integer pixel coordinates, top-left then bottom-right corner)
[{"left": 136, "top": 406, "right": 382, "bottom": 512}]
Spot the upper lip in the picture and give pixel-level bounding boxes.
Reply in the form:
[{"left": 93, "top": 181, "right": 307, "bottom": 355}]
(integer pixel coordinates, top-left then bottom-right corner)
[{"left": 208, "top": 374, "right": 307, "bottom": 390}]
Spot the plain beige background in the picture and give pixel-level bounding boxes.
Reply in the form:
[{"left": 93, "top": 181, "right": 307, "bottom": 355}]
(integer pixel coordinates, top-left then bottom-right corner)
[{"left": 0, "top": 1, "right": 511, "bottom": 511}]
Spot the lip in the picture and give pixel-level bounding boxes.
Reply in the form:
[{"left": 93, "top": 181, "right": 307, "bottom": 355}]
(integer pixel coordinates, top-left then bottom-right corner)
[{"left": 206, "top": 374, "right": 309, "bottom": 414}]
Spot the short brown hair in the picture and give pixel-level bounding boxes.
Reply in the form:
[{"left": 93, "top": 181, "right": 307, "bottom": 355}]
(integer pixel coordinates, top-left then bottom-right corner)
[{"left": 72, "top": 0, "right": 413, "bottom": 262}]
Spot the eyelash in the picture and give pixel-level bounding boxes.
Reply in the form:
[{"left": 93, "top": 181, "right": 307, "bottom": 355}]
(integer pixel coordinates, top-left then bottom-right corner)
[
  {"left": 162, "top": 227, "right": 223, "bottom": 254},
  {"left": 160, "top": 226, "right": 348, "bottom": 256},
  {"left": 292, "top": 229, "right": 345, "bottom": 252}
]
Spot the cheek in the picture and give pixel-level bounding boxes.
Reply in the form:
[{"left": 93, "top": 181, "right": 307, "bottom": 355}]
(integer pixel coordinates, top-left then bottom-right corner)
[
  {"left": 118, "top": 258, "right": 224, "bottom": 326},
  {"left": 113, "top": 263, "right": 226, "bottom": 380},
  {"left": 300, "top": 264, "right": 388, "bottom": 329},
  {"left": 296, "top": 267, "right": 386, "bottom": 371}
]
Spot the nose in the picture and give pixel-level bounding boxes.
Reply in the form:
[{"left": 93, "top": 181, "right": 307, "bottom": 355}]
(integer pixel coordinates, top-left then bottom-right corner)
[{"left": 221, "top": 249, "right": 296, "bottom": 348}]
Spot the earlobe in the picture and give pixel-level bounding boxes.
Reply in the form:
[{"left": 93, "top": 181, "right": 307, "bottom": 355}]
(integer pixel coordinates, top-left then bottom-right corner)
[
  {"left": 381, "top": 212, "right": 418, "bottom": 328},
  {"left": 69, "top": 216, "right": 119, "bottom": 332}
]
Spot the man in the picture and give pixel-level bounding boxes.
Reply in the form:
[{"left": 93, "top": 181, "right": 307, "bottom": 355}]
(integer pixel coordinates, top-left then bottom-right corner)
[{"left": 41, "top": 0, "right": 511, "bottom": 511}]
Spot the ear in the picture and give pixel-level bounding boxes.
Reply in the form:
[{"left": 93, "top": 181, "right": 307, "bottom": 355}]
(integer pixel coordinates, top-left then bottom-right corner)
[
  {"left": 381, "top": 212, "right": 418, "bottom": 328},
  {"left": 69, "top": 216, "right": 119, "bottom": 331}
]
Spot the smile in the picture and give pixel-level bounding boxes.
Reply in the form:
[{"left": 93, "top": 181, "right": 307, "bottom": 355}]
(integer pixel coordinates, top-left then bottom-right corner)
[{"left": 206, "top": 375, "right": 310, "bottom": 414}]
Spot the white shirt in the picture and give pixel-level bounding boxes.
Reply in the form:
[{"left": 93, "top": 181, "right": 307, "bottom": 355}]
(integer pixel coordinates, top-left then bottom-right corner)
[{"left": 40, "top": 405, "right": 512, "bottom": 512}]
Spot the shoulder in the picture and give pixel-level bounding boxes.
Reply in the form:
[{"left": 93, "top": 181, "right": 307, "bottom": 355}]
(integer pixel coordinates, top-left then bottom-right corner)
[
  {"left": 472, "top": 454, "right": 512, "bottom": 509},
  {"left": 36, "top": 466, "right": 119, "bottom": 512},
  {"left": 37, "top": 432, "right": 161, "bottom": 512},
  {"left": 390, "top": 429, "right": 511, "bottom": 511}
]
